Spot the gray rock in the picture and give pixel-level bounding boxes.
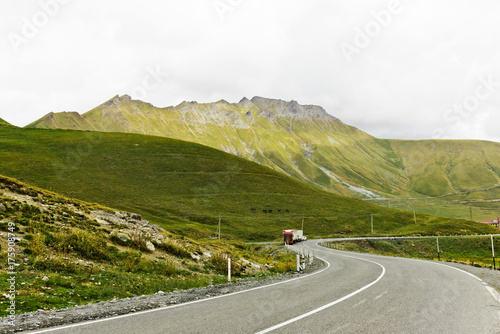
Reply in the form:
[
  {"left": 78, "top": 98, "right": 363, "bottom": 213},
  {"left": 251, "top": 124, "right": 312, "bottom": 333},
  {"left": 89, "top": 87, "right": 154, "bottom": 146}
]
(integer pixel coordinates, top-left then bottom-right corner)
[{"left": 146, "top": 241, "right": 155, "bottom": 252}]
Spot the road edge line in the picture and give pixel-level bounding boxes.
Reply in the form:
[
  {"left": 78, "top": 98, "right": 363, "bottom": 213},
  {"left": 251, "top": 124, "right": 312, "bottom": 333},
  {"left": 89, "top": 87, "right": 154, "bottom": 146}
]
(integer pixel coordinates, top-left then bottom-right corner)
[
  {"left": 255, "top": 243, "right": 386, "bottom": 334},
  {"left": 27, "top": 253, "right": 331, "bottom": 333}
]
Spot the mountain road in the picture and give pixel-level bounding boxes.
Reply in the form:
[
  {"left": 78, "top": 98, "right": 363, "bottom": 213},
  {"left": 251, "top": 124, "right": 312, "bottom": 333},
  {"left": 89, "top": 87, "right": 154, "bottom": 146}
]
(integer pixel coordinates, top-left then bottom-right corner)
[{"left": 25, "top": 240, "right": 500, "bottom": 333}]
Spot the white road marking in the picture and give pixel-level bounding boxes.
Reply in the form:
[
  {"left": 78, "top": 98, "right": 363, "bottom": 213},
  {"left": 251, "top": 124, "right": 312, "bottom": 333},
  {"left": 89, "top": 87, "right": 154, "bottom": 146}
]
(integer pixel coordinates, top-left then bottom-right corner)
[
  {"left": 318, "top": 239, "right": 500, "bottom": 306},
  {"left": 414, "top": 259, "right": 500, "bottom": 305},
  {"left": 352, "top": 299, "right": 367, "bottom": 309},
  {"left": 255, "top": 246, "right": 386, "bottom": 334},
  {"left": 374, "top": 290, "right": 388, "bottom": 300},
  {"left": 27, "top": 254, "right": 331, "bottom": 334}
]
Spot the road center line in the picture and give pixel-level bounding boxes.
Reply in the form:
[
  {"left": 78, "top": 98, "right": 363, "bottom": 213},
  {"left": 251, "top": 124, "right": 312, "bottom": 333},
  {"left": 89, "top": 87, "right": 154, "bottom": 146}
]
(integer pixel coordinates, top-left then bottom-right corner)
[{"left": 255, "top": 245, "right": 386, "bottom": 334}]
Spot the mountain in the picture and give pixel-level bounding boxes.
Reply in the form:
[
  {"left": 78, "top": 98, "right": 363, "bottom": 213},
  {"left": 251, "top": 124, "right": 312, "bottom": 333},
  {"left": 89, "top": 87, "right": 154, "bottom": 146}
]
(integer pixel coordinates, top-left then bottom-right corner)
[
  {"left": 26, "top": 95, "right": 408, "bottom": 198},
  {"left": 26, "top": 95, "right": 500, "bottom": 203},
  {"left": 1, "top": 125, "right": 495, "bottom": 240},
  {"left": 0, "top": 117, "right": 12, "bottom": 126}
]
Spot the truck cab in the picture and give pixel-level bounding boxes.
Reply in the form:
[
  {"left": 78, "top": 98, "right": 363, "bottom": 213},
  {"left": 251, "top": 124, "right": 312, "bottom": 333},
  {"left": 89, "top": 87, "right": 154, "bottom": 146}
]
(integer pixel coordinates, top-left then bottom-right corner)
[{"left": 283, "top": 229, "right": 294, "bottom": 244}]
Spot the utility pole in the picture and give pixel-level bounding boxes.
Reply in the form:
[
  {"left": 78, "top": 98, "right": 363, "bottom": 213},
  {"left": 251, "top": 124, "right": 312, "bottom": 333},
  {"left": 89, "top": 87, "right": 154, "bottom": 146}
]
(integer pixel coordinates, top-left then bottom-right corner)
[
  {"left": 491, "top": 235, "right": 496, "bottom": 270},
  {"left": 469, "top": 206, "right": 473, "bottom": 221},
  {"left": 371, "top": 213, "right": 373, "bottom": 234}
]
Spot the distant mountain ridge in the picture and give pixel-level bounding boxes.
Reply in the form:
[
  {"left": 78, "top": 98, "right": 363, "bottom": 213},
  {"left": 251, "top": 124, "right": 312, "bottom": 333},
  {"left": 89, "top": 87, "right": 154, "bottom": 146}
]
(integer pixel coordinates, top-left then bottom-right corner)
[
  {"left": 0, "top": 117, "right": 12, "bottom": 126},
  {"left": 26, "top": 95, "right": 500, "bottom": 200}
]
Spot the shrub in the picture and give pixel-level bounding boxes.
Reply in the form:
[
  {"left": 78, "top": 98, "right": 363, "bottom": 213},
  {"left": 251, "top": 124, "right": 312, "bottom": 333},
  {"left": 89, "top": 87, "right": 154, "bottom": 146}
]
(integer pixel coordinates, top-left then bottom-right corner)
[
  {"left": 129, "top": 231, "right": 152, "bottom": 253},
  {"left": 32, "top": 256, "right": 80, "bottom": 274},
  {"left": 210, "top": 252, "right": 242, "bottom": 276},
  {"left": 114, "top": 251, "right": 142, "bottom": 272},
  {"left": 65, "top": 230, "right": 108, "bottom": 260},
  {"left": 270, "top": 262, "right": 295, "bottom": 273},
  {"left": 28, "top": 234, "right": 47, "bottom": 256},
  {"left": 156, "top": 240, "right": 192, "bottom": 259},
  {"left": 45, "top": 230, "right": 108, "bottom": 260}
]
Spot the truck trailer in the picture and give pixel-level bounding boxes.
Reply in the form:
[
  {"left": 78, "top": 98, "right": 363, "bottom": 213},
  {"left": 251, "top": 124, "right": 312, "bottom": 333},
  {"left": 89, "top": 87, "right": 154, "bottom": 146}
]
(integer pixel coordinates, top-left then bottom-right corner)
[{"left": 283, "top": 229, "right": 304, "bottom": 244}]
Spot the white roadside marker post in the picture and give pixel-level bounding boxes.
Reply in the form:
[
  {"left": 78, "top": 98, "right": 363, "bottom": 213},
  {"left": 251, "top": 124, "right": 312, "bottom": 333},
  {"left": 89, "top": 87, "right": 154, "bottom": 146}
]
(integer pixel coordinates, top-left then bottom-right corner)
[
  {"left": 491, "top": 235, "right": 496, "bottom": 270},
  {"left": 228, "top": 257, "right": 231, "bottom": 282},
  {"left": 437, "top": 237, "right": 440, "bottom": 261}
]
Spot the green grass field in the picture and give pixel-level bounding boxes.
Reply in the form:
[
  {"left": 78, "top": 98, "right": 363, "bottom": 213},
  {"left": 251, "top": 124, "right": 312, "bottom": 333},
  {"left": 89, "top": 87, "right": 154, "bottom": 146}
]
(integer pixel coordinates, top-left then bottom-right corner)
[
  {"left": 368, "top": 197, "right": 500, "bottom": 222},
  {"left": 0, "top": 126, "right": 497, "bottom": 241}
]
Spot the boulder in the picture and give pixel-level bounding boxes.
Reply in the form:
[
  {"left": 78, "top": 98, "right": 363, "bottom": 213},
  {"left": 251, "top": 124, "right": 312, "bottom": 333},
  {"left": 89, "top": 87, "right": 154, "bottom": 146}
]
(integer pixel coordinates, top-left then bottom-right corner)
[{"left": 146, "top": 241, "right": 155, "bottom": 252}]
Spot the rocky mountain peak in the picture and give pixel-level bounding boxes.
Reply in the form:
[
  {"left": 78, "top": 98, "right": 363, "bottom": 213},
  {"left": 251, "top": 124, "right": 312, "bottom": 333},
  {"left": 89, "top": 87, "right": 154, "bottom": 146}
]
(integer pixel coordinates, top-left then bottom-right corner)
[
  {"left": 250, "top": 96, "right": 337, "bottom": 121},
  {"left": 120, "top": 94, "right": 132, "bottom": 104},
  {"left": 101, "top": 95, "right": 133, "bottom": 109}
]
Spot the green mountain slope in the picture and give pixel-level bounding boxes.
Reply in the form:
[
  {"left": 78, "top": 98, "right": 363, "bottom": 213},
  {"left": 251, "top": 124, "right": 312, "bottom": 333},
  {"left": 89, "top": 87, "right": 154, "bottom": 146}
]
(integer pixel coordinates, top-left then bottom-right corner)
[
  {"left": 0, "top": 126, "right": 495, "bottom": 240},
  {"left": 0, "top": 117, "right": 12, "bottom": 126},
  {"left": 28, "top": 95, "right": 500, "bottom": 203},
  {"left": 389, "top": 140, "right": 500, "bottom": 198},
  {"left": 27, "top": 95, "right": 409, "bottom": 198}
]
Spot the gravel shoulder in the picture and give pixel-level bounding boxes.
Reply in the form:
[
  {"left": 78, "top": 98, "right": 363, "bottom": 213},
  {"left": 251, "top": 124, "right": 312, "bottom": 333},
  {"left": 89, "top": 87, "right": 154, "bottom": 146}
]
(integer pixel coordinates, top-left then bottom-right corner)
[{"left": 0, "top": 259, "right": 325, "bottom": 333}]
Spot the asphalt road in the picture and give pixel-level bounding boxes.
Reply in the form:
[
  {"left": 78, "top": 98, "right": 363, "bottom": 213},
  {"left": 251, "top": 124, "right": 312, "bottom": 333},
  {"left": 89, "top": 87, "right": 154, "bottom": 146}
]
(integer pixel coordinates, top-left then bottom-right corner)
[{"left": 26, "top": 240, "right": 500, "bottom": 334}]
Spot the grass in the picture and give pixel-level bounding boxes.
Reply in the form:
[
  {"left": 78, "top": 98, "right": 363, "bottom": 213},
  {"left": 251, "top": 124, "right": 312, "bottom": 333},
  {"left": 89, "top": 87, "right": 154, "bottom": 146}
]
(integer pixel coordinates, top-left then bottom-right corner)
[
  {"left": 0, "top": 118, "right": 11, "bottom": 126},
  {"left": 26, "top": 96, "right": 500, "bottom": 204},
  {"left": 0, "top": 176, "right": 301, "bottom": 317},
  {"left": 368, "top": 196, "right": 500, "bottom": 222},
  {"left": 0, "top": 126, "right": 497, "bottom": 243},
  {"left": 324, "top": 235, "right": 500, "bottom": 268}
]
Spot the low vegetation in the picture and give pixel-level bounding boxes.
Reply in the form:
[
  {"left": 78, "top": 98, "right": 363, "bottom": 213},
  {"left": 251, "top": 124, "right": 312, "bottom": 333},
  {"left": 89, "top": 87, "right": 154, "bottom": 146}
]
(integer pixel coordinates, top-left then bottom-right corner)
[
  {"left": 324, "top": 236, "right": 500, "bottom": 268},
  {"left": 0, "top": 176, "right": 297, "bottom": 317}
]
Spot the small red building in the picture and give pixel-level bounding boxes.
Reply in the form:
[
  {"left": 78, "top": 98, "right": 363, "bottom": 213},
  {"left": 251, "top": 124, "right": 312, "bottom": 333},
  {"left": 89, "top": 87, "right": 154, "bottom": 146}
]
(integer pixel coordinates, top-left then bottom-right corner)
[{"left": 477, "top": 217, "right": 500, "bottom": 228}]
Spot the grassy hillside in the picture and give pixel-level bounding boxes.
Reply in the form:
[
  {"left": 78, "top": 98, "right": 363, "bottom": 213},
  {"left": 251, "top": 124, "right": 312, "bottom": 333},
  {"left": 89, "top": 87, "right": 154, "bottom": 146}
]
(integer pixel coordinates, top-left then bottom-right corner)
[
  {"left": 26, "top": 96, "right": 500, "bottom": 220},
  {"left": 26, "top": 95, "right": 411, "bottom": 198},
  {"left": 0, "top": 117, "right": 12, "bottom": 126},
  {"left": 389, "top": 140, "right": 500, "bottom": 198},
  {"left": 0, "top": 175, "right": 297, "bottom": 317},
  {"left": 0, "top": 126, "right": 496, "bottom": 241}
]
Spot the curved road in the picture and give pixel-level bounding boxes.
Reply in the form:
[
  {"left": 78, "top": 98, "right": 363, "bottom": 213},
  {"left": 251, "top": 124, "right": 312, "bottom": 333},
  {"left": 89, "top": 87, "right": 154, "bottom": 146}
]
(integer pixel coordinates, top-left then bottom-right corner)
[{"left": 27, "top": 240, "right": 500, "bottom": 333}]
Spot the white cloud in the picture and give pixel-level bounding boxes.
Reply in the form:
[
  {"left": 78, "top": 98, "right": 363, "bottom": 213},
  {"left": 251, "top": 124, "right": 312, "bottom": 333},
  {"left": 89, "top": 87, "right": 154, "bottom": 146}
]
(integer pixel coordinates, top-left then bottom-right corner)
[{"left": 1, "top": 0, "right": 500, "bottom": 143}]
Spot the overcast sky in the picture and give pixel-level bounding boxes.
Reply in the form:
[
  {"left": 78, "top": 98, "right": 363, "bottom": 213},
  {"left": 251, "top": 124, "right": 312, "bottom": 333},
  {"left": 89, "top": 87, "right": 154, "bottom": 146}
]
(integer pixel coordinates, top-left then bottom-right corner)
[{"left": 1, "top": 0, "right": 500, "bottom": 142}]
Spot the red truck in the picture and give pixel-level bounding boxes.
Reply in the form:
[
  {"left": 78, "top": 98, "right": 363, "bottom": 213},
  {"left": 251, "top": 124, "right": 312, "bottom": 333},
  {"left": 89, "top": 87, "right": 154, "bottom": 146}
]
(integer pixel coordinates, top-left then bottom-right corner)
[{"left": 283, "top": 229, "right": 304, "bottom": 244}]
